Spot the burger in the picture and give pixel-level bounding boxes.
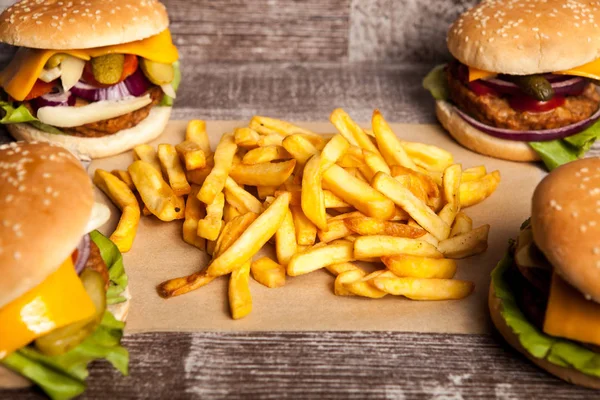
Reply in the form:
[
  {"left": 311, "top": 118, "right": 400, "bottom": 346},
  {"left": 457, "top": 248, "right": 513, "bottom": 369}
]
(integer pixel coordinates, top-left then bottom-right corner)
[
  {"left": 0, "top": 141, "right": 130, "bottom": 398},
  {"left": 489, "top": 157, "right": 600, "bottom": 388},
  {"left": 424, "top": 0, "right": 600, "bottom": 170},
  {"left": 0, "top": 0, "right": 179, "bottom": 159}
]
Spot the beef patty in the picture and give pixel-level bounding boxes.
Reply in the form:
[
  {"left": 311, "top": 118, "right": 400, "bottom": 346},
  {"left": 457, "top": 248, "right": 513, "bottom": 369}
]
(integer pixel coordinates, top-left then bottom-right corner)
[
  {"left": 62, "top": 86, "right": 164, "bottom": 138},
  {"left": 448, "top": 71, "right": 600, "bottom": 131}
]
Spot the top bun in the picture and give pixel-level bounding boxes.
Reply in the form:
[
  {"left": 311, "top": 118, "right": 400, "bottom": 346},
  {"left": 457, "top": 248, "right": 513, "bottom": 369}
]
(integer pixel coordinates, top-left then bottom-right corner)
[
  {"left": 0, "top": 0, "right": 169, "bottom": 50},
  {"left": 0, "top": 142, "right": 93, "bottom": 308},
  {"left": 531, "top": 157, "right": 600, "bottom": 303},
  {"left": 447, "top": 0, "right": 600, "bottom": 75}
]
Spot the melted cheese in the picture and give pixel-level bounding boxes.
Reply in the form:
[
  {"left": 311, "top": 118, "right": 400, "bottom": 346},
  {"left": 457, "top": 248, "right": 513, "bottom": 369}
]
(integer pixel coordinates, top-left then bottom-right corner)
[
  {"left": 0, "top": 29, "right": 179, "bottom": 101},
  {"left": 0, "top": 257, "right": 96, "bottom": 358},
  {"left": 468, "top": 57, "right": 600, "bottom": 82},
  {"left": 543, "top": 272, "right": 600, "bottom": 346}
]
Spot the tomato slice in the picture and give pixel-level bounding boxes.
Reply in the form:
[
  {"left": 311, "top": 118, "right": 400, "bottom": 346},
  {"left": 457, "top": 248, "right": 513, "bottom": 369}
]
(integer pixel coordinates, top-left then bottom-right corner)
[
  {"left": 468, "top": 80, "right": 498, "bottom": 96},
  {"left": 82, "top": 54, "right": 139, "bottom": 88},
  {"left": 509, "top": 95, "right": 565, "bottom": 113},
  {"left": 24, "top": 79, "right": 56, "bottom": 101}
]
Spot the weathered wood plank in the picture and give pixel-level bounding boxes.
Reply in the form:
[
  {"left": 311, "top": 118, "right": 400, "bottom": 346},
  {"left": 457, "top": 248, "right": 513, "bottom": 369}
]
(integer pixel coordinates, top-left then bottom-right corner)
[{"left": 3, "top": 332, "right": 598, "bottom": 399}]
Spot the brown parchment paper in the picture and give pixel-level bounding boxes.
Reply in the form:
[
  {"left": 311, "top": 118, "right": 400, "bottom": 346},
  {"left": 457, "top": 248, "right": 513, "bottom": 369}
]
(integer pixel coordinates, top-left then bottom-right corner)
[{"left": 89, "top": 121, "right": 542, "bottom": 334}]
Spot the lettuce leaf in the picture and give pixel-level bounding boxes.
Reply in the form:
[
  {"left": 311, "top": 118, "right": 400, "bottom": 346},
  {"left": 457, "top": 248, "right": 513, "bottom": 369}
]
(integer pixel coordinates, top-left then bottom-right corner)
[
  {"left": 422, "top": 64, "right": 449, "bottom": 101},
  {"left": 0, "top": 231, "right": 128, "bottom": 400},
  {"left": 0, "top": 101, "right": 65, "bottom": 135},
  {"left": 158, "top": 61, "right": 181, "bottom": 107},
  {"left": 491, "top": 245, "right": 600, "bottom": 377},
  {"left": 422, "top": 64, "right": 600, "bottom": 171}
]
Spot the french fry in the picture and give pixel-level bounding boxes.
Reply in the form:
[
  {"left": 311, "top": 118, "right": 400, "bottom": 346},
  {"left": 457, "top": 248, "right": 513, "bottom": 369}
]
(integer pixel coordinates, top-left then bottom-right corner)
[
  {"left": 223, "top": 202, "right": 242, "bottom": 223},
  {"left": 197, "top": 192, "right": 225, "bottom": 241},
  {"left": 353, "top": 235, "right": 443, "bottom": 259},
  {"left": 381, "top": 255, "right": 457, "bottom": 279},
  {"left": 336, "top": 153, "right": 364, "bottom": 168},
  {"left": 372, "top": 277, "right": 474, "bottom": 300},
  {"left": 275, "top": 208, "right": 297, "bottom": 266},
  {"left": 93, "top": 169, "right": 140, "bottom": 252},
  {"left": 229, "top": 159, "right": 296, "bottom": 186},
  {"left": 133, "top": 144, "right": 162, "bottom": 173},
  {"left": 257, "top": 134, "right": 283, "bottom": 147},
  {"left": 320, "top": 133, "right": 350, "bottom": 170},
  {"left": 282, "top": 134, "right": 319, "bottom": 166},
  {"left": 301, "top": 154, "right": 327, "bottom": 230},
  {"left": 229, "top": 260, "right": 252, "bottom": 319},
  {"left": 317, "top": 219, "right": 353, "bottom": 243},
  {"left": 450, "top": 211, "right": 473, "bottom": 237},
  {"left": 206, "top": 239, "right": 217, "bottom": 256},
  {"left": 198, "top": 133, "right": 237, "bottom": 204},
  {"left": 345, "top": 216, "right": 425, "bottom": 238},
  {"left": 462, "top": 165, "right": 486, "bottom": 182},
  {"left": 111, "top": 170, "right": 135, "bottom": 191},
  {"left": 372, "top": 172, "right": 450, "bottom": 240},
  {"left": 323, "top": 165, "right": 396, "bottom": 221},
  {"left": 251, "top": 257, "right": 286, "bottom": 288},
  {"left": 323, "top": 190, "right": 350, "bottom": 209},
  {"left": 257, "top": 185, "right": 277, "bottom": 199},
  {"left": 330, "top": 108, "right": 379, "bottom": 153},
  {"left": 223, "top": 177, "right": 262, "bottom": 214},
  {"left": 186, "top": 119, "right": 211, "bottom": 154},
  {"left": 214, "top": 212, "right": 259, "bottom": 258},
  {"left": 390, "top": 165, "right": 440, "bottom": 200},
  {"left": 128, "top": 161, "right": 184, "bottom": 221},
  {"left": 182, "top": 185, "right": 207, "bottom": 250},
  {"left": 442, "top": 164, "right": 462, "bottom": 207},
  {"left": 438, "top": 225, "right": 490, "bottom": 259},
  {"left": 242, "top": 145, "right": 291, "bottom": 164},
  {"left": 290, "top": 205, "right": 317, "bottom": 246},
  {"left": 363, "top": 149, "right": 391, "bottom": 177},
  {"left": 343, "top": 272, "right": 388, "bottom": 298},
  {"left": 371, "top": 110, "right": 417, "bottom": 170},
  {"left": 186, "top": 154, "right": 214, "bottom": 185},
  {"left": 157, "top": 269, "right": 216, "bottom": 298},
  {"left": 325, "top": 262, "right": 361, "bottom": 276},
  {"left": 393, "top": 174, "right": 428, "bottom": 204},
  {"left": 207, "top": 192, "right": 291, "bottom": 276},
  {"left": 327, "top": 210, "right": 365, "bottom": 222},
  {"left": 334, "top": 268, "right": 365, "bottom": 296},
  {"left": 158, "top": 144, "right": 191, "bottom": 197},
  {"left": 398, "top": 140, "right": 454, "bottom": 172},
  {"left": 234, "top": 127, "right": 260, "bottom": 148},
  {"left": 250, "top": 116, "right": 320, "bottom": 137},
  {"left": 459, "top": 171, "right": 501, "bottom": 208},
  {"left": 175, "top": 140, "right": 206, "bottom": 171},
  {"left": 287, "top": 240, "right": 355, "bottom": 276},
  {"left": 135, "top": 192, "right": 152, "bottom": 216}
]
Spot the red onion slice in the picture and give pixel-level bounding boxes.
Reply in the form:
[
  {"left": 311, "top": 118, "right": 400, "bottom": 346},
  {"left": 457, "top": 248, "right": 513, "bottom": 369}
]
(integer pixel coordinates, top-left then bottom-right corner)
[
  {"left": 123, "top": 68, "right": 152, "bottom": 96},
  {"left": 31, "top": 89, "right": 75, "bottom": 109},
  {"left": 71, "top": 68, "right": 151, "bottom": 101},
  {"left": 453, "top": 105, "right": 600, "bottom": 142},
  {"left": 74, "top": 234, "right": 90, "bottom": 274}
]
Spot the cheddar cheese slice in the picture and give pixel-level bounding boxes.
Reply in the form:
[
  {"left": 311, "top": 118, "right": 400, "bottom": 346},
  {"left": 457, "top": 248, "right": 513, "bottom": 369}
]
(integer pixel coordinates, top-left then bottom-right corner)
[
  {"left": 544, "top": 272, "right": 600, "bottom": 346},
  {"left": 468, "top": 57, "right": 600, "bottom": 82},
  {"left": 0, "top": 257, "right": 96, "bottom": 358},
  {"left": 0, "top": 29, "right": 179, "bottom": 101}
]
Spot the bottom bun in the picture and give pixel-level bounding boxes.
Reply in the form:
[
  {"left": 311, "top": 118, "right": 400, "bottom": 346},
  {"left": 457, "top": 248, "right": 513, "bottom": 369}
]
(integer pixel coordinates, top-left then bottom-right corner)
[
  {"left": 0, "top": 287, "right": 130, "bottom": 390},
  {"left": 436, "top": 100, "right": 540, "bottom": 162},
  {"left": 7, "top": 107, "right": 172, "bottom": 159},
  {"left": 489, "top": 284, "right": 600, "bottom": 389}
]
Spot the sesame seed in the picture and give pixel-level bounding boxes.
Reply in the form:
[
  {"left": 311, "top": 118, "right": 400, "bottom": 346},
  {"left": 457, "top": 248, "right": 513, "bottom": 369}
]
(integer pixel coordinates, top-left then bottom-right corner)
[
  {"left": 590, "top": 221, "right": 597, "bottom": 227},
  {"left": 594, "top": 247, "right": 600, "bottom": 255},
  {"left": 581, "top": 225, "right": 588, "bottom": 232},
  {"left": 43, "top": 199, "right": 51, "bottom": 206},
  {"left": 581, "top": 167, "right": 589, "bottom": 173},
  {"left": 14, "top": 251, "right": 21, "bottom": 260}
]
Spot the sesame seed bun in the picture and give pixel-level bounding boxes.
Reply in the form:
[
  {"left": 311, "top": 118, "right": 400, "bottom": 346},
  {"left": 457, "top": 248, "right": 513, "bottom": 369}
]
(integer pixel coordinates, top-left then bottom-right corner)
[
  {"left": 8, "top": 106, "right": 171, "bottom": 159},
  {"left": 0, "top": 0, "right": 169, "bottom": 50},
  {"left": 0, "top": 142, "right": 94, "bottom": 308},
  {"left": 447, "top": 0, "right": 600, "bottom": 75},
  {"left": 489, "top": 284, "right": 600, "bottom": 389},
  {"left": 531, "top": 157, "right": 600, "bottom": 303},
  {"left": 435, "top": 100, "right": 541, "bottom": 162}
]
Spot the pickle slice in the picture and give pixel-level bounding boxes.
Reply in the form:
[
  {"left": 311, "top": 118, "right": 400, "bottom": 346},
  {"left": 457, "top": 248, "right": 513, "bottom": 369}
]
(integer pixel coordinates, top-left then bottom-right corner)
[
  {"left": 510, "top": 75, "right": 554, "bottom": 101},
  {"left": 140, "top": 59, "right": 174, "bottom": 85},
  {"left": 45, "top": 53, "right": 66, "bottom": 69},
  {"left": 91, "top": 54, "right": 125, "bottom": 85},
  {"left": 34, "top": 269, "right": 106, "bottom": 356}
]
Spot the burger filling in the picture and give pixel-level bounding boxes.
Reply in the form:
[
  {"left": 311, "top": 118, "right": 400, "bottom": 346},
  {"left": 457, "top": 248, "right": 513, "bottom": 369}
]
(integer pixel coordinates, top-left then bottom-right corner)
[{"left": 0, "top": 29, "right": 180, "bottom": 137}]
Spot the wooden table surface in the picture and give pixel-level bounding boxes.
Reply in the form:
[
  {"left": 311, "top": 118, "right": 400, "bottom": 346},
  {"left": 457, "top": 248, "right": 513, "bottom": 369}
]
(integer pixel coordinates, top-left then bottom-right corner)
[{"left": 1, "top": 0, "right": 599, "bottom": 398}]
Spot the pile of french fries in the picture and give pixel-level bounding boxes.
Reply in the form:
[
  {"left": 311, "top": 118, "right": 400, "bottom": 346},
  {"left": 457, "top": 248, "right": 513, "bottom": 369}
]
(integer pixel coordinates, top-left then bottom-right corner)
[{"left": 94, "top": 109, "right": 501, "bottom": 320}]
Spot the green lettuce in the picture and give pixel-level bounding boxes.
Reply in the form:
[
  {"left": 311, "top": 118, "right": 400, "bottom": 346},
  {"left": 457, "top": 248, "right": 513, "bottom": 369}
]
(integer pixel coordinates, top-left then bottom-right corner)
[
  {"left": 158, "top": 61, "right": 181, "bottom": 107},
  {"left": 491, "top": 245, "right": 600, "bottom": 377},
  {"left": 0, "top": 231, "right": 129, "bottom": 400},
  {"left": 423, "top": 64, "right": 600, "bottom": 171},
  {"left": 0, "top": 101, "right": 64, "bottom": 135}
]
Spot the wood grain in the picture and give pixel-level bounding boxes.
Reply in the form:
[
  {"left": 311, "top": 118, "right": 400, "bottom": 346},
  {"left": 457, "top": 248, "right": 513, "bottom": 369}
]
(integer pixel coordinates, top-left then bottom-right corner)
[{"left": 4, "top": 332, "right": 599, "bottom": 399}]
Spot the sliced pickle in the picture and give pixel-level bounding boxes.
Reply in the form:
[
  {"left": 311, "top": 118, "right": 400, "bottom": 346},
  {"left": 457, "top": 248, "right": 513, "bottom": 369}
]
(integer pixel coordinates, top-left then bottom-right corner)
[
  {"left": 140, "top": 59, "right": 174, "bottom": 85},
  {"left": 34, "top": 269, "right": 106, "bottom": 356},
  {"left": 45, "top": 53, "right": 67, "bottom": 69},
  {"left": 510, "top": 75, "right": 554, "bottom": 101},
  {"left": 91, "top": 54, "right": 125, "bottom": 85}
]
